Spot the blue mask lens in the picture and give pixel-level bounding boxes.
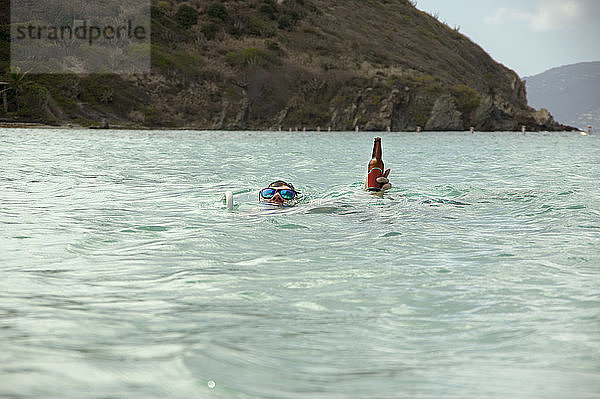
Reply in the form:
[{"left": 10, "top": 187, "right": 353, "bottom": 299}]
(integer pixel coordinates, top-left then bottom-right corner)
[
  {"left": 260, "top": 188, "right": 297, "bottom": 201},
  {"left": 279, "top": 189, "right": 296, "bottom": 200},
  {"left": 261, "top": 188, "right": 277, "bottom": 199}
]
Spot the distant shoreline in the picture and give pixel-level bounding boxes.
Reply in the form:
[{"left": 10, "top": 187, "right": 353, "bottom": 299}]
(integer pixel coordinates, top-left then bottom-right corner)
[
  {"left": 0, "top": 119, "right": 583, "bottom": 133},
  {"left": 0, "top": 123, "right": 585, "bottom": 133}
]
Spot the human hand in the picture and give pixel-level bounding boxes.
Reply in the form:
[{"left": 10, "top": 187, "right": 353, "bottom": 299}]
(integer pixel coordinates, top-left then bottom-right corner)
[
  {"left": 378, "top": 168, "right": 392, "bottom": 191},
  {"left": 365, "top": 168, "right": 392, "bottom": 191}
]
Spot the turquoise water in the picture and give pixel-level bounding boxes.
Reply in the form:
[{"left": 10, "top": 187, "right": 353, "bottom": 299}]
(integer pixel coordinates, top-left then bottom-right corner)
[{"left": 1, "top": 129, "right": 599, "bottom": 398}]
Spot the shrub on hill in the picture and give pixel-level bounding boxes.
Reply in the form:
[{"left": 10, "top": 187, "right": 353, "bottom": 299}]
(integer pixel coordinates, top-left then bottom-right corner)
[
  {"left": 201, "top": 22, "right": 219, "bottom": 40},
  {"left": 175, "top": 4, "right": 199, "bottom": 29},
  {"left": 226, "top": 47, "right": 276, "bottom": 67},
  {"left": 207, "top": 2, "right": 228, "bottom": 21}
]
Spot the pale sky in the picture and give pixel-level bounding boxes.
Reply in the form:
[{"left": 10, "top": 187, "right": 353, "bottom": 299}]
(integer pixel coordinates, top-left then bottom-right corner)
[{"left": 414, "top": 0, "right": 600, "bottom": 77}]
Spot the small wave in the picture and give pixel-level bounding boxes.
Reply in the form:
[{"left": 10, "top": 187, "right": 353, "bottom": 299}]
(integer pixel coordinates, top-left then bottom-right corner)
[
  {"left": 293, "top": 301, "right": 327, "bottom": 311},
  {"left": 306, "top": 206, "right": 343, "bottom": 214},
  {"left": 278, "top": 224, "right": 309, "bottom": 230},
  {"left": 421, "top": 198, "right": 471, "bottom": 206},
  {"left": 135, "top": 226, "right": 170, "bottom": 232},
  {"left": 564, "top": 204, "right": 586, "bottom": 210},
  {"left": 577, "top": 225, "right": 600, "bottom": 230},
  {"left": 382, "top": 232, "right": 402, "bottom": 237}
]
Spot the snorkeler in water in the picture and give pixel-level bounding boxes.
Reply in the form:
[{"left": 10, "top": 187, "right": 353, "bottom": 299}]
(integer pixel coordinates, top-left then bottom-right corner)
[
  {"left": 259, "top": 173, "right": 392, "bottom": 207},
  {"left": 258, "top": 137, "right": 393, "bottom": 206},
  {"left": 258, "top": 180, "right": 299, "bottom": 206}
]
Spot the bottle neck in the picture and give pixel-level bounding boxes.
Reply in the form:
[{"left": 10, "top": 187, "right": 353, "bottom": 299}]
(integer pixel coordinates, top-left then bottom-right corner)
[{"left": 372, "top": 139, "right": 382, "bottom": 160}]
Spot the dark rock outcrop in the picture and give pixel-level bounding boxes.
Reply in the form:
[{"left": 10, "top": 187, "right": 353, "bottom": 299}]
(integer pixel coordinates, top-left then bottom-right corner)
[{"left": 425, "top": 95, "right": 463, "bottom": 131}]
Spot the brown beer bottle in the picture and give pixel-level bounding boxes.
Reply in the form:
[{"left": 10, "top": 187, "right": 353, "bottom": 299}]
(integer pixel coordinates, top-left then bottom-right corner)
[{"left": 367, "top": 137, "right": 384, "bottom": 191}]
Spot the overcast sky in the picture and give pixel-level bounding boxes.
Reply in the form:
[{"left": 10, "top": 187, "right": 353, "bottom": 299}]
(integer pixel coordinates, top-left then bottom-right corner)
[{"left": 414, "top": 0, "right": 600, "bottom": 77}]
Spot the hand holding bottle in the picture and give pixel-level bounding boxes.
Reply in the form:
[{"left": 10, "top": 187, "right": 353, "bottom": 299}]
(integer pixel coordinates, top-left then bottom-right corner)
[
  {"left": 365, "top": 168, "right": 392, "bottom": 191},
  {"left": 366, "top": 137, "right": 392, "bottom": 191}
]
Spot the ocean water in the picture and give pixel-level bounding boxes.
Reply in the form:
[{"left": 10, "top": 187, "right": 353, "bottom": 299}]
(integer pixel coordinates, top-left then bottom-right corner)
[{"left": 1, "top": 129, "right": 599, "bottom": 399}]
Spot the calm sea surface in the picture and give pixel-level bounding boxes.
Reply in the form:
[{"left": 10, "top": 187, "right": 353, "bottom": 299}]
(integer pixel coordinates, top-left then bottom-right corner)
[{"left": 1, "top": 129, "right": 599, "bottom": 399}]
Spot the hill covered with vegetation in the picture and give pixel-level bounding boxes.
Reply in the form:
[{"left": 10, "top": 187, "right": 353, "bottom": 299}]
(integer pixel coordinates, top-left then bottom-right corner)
[{"left": 0, "top": 0, "right": 572, "bottom": 131}]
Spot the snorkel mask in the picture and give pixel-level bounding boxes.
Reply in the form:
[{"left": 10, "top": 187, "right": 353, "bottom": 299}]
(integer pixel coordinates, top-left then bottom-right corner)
[
  {"left": 258, "top": 180, "right": 299, "bottom": 205},
  {"left": 259, "top": 187, "right": 297, "bottom": 201}
]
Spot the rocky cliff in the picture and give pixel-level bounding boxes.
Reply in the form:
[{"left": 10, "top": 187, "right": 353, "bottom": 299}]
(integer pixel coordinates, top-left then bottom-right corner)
[{"left": 0, "top": 0, "right": 574, "bottom": 131}]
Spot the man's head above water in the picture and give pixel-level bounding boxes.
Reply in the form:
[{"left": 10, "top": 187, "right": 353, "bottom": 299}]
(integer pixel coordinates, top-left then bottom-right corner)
[
  {"left": 259, "top": 180, "right": 298, "bottom": 205},
  {"left": 269, "top": 180, "right": 295, "bottom": 191}
]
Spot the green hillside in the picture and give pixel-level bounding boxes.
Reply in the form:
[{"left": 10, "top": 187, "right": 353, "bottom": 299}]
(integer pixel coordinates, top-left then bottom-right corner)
[{"left": 0, "top": 0, "right": 572, "bottom": 130}]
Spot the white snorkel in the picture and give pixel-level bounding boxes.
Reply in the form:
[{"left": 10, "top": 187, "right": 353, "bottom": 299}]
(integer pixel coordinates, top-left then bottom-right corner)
[{"left": 225, "top": 191, "right": 234, "bottom": 211}]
